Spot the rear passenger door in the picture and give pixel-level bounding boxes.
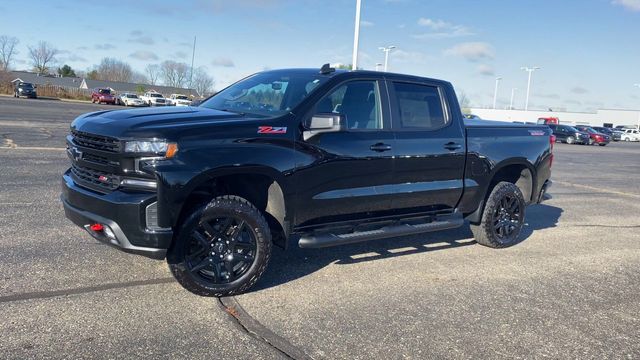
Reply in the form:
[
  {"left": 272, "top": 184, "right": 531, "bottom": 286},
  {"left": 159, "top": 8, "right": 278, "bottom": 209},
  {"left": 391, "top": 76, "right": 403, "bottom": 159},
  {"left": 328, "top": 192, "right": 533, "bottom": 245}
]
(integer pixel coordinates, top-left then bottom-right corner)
[{"left": 387, "top": 80, "right": 466, "bottom": 212}]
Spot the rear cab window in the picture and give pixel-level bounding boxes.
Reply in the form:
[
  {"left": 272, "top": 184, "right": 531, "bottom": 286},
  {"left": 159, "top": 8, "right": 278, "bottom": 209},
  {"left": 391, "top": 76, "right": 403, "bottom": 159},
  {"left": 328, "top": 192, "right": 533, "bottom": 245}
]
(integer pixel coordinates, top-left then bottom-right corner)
[{"left": 390, "top": 82, "right": 449, "bottom": 130}]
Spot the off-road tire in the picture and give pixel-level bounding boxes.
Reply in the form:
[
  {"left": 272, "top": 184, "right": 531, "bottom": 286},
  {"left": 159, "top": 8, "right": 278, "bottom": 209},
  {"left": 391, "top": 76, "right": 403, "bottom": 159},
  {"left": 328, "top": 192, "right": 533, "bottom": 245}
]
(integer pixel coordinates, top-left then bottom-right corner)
[
  {"left": 167, "top": 195, "right": 272, "bottom": 297},
  {"left": 470, "top": 182, "right": 526, "bottom": 248}
]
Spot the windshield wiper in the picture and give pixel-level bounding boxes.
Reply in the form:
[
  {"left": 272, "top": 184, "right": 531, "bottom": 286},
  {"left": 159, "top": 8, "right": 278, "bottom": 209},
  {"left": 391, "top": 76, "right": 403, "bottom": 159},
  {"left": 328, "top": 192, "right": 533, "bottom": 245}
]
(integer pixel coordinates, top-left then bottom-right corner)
[{"left": 214, "top": 108, "right": 246, "bottom": 116}]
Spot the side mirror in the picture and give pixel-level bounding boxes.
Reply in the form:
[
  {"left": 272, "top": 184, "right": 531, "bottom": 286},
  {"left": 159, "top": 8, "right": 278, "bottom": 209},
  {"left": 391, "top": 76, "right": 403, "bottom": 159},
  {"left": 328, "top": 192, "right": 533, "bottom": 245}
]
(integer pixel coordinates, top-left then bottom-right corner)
[{"left": 303, "top": 113, "right": 345, "bottom": 141}]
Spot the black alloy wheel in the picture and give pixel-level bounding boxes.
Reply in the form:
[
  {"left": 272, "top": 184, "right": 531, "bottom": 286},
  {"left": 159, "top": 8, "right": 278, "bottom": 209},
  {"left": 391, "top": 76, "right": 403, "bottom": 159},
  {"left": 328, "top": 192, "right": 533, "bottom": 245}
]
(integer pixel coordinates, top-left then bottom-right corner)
[
  {"left": 491, "top": 194, "right": 522, "bottom": 240},
  {"left": 168, "top": 195, "right": 272, "bottom": 297},
  {"left": 185, "top": 216, "right": 257, "bottom": 284},
  {"left": 470, "top": 181, "right": 526, "bottom": 248}
]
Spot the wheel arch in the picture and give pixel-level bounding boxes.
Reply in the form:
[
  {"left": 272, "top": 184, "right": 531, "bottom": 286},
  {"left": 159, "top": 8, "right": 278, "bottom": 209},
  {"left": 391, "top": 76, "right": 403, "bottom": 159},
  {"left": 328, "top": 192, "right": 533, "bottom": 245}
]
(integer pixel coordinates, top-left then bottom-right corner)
[
  {"left": 174, "top": 166, "right": 290, "bottom": 249},
  {"left": 466, "top": 159, "right": 536, "bottom": 224}
]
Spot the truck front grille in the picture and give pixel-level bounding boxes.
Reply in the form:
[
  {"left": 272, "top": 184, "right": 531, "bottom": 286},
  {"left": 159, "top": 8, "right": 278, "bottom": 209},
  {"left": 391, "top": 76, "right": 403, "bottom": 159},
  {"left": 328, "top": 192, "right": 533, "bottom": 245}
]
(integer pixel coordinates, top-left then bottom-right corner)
[
  {"left": 71, "top": 130, "right": 120, "bottom": 153},
  {"left": 70, "top": 164, "right": 120, "bottom": 193}
]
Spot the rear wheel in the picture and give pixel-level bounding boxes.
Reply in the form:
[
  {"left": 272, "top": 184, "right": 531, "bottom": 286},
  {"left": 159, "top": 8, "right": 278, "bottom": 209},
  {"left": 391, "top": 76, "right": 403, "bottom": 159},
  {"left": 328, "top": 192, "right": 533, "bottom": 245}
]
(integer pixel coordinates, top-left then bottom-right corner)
[
  {"left": 168, "top": 195, "right": 272, "bottom": 297},
  {"left": 566, "top": 136, "right": 575, "bottom": 144},
  {"left": 470, "top": 182, "right": 525, "bottom": 248}
]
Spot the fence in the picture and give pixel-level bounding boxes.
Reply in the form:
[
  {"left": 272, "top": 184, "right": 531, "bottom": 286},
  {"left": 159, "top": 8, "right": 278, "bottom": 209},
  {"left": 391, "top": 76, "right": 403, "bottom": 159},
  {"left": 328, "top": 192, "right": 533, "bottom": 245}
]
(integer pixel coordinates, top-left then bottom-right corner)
[{"left": 34, "top": 84, "right": 92, "bottom": 101}]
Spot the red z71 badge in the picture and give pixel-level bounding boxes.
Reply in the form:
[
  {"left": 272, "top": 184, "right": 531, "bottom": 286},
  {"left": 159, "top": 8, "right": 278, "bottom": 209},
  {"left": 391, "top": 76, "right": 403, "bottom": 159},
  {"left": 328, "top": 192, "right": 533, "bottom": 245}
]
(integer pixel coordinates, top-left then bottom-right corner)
[{"left": 258, "top": 126, "right": 287, "bottom": 134}]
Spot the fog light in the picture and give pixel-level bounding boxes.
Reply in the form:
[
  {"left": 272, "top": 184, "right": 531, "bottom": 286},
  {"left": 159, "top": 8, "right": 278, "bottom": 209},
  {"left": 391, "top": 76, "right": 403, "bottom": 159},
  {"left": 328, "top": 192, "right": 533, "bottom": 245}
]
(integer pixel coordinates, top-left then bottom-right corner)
[{"left": 90, "top": 223, "right": 104, "bottom": 232}]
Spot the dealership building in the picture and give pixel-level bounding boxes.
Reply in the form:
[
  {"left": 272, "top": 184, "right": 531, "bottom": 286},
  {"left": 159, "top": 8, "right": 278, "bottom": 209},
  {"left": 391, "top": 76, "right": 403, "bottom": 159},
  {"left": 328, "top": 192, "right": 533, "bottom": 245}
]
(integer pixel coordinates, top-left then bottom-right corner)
[{"left": 469, "top": 108, "right": 640, "bottom": 128}]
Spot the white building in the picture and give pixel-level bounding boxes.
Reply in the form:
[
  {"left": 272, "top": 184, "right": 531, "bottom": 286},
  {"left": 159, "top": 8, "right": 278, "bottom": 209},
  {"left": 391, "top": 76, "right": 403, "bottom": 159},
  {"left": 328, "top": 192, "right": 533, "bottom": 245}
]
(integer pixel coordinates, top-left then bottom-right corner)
[{"left": 469, "top": 108, "right": 640, "bottom": 128}]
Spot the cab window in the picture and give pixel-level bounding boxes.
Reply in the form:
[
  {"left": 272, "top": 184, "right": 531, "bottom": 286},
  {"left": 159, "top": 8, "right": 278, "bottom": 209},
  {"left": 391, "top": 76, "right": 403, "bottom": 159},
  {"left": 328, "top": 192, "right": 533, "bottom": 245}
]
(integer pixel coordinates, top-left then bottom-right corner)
[
  {"left": 314, "top": 80, "right": 382, "bottom": 130},
  {"left": 392, "top": 82, "right": 448, "bottom": 129}
]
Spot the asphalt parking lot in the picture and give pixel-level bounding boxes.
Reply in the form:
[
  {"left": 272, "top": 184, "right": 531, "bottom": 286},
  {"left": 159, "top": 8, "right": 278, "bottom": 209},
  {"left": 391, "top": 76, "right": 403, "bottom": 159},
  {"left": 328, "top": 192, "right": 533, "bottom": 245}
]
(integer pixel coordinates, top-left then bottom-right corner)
[{"left": 1, "top": 96, "right": 639, "bottom": 359}]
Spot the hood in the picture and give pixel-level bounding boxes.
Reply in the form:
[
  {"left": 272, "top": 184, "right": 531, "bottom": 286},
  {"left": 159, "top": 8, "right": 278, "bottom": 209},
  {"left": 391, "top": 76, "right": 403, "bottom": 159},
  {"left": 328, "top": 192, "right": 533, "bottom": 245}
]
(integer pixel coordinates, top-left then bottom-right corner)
[{"left": 71, "top": 106, "right": 257, "bottom": 139}]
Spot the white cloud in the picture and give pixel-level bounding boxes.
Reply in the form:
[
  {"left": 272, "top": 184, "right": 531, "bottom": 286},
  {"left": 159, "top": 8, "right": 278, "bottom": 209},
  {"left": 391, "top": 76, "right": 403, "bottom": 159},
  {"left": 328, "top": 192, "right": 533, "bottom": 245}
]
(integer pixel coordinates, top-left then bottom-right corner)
[
  {"left": 212, "top": 57, "right": 235, "bottom": 67},
  {"left": 571, "top": 86, "right": 589, "bottom": 94},
  {"left": 361, "top": 20, "right": 374, "bottom": 27},
  {"left": 477, "top": 64, "right": 494, "bottom": 76},
  {"left": 413, "top": 18, "right": 473, "bottom": 39},
  {"left": 612, "top": 0, "right": 640, "bottom": 11},
  {"left": 444, "top": 42, "right": 494, "bottom": 62},
  {"left": 392, "top": 50, "right": 429, "bottom": 64},
  {"left": 129, "top": 50, "right": 159, "bottom": 61}
]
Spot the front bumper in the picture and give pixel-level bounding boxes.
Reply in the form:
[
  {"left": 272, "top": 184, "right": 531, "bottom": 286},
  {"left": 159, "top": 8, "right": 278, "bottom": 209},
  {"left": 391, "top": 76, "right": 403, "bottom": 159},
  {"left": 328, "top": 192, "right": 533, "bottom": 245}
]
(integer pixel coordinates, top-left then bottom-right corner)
[{"left": 61, "top": 171, "right": 172, "bottom": 259}]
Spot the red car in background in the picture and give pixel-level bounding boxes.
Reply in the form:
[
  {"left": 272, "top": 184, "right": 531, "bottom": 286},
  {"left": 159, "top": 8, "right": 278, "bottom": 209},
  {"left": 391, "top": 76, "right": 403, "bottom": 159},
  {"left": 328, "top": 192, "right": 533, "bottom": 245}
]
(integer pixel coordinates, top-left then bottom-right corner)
[
  {"left": 575, "top": 125, "right": 611, "bottom": 146},
  {"left": 537, "top": 117, "right": 559, "bottom": 125},
  {"left": 91, "top": 88, "right": 116, "bottom": 104}
]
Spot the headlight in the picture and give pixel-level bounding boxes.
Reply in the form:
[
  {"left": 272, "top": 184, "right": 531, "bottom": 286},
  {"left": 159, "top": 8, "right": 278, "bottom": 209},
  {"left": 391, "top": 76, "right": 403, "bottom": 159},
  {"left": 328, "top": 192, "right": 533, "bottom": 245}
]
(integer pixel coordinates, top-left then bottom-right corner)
[{"left": 124, "top": 140, "right": 178, "bottom": 157}]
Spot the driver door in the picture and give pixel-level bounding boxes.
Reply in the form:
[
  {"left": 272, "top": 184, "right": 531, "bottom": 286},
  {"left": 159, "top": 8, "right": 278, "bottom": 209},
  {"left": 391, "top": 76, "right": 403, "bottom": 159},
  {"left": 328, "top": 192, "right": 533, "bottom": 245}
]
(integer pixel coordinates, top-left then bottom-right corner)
[{"left": 293, "top": 79, "right": 396, "bottom": 227}]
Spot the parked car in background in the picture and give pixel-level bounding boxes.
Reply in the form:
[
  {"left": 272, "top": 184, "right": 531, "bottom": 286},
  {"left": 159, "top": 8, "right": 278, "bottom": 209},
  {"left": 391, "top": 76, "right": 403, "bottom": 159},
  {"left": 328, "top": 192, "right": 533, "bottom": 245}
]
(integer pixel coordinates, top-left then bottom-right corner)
[
  {"left": 537, "top": 117, "right": 559, "bottom": 125},
  {"left": 462, "top": 113, "right": 481, "bottom": 120},
  {"left": 92, "top": 88, "right": 116, "bottom": 104},
  {"left": 140, "top": 91, "right": 167, "bottom": 106},
  {"left": 547, "top": 124, "right": 590, "bottom": 144},
  {"left": 166, "top": 94, "right": 192, "bottom": 106},
  {"left": 592, "top": 126, "right": 621, "bottom": 141},
  {"left": 14, "top": 82, "right": 37, "bottom": 98},
  {"left": 119, "top": 93, "right": 146, "bottom": 107},
  {"left": 575, "top": 126, "right": 611, "bottom": 146},
  {"left": 621, "top": 129, "right": 640, "bottom": 142}
]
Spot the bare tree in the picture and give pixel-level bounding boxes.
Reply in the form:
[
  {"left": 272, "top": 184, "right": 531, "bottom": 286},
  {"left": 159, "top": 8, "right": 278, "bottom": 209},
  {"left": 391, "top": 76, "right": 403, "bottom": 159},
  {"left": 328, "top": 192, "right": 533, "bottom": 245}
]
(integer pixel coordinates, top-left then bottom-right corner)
[
  {"left": 96, "top": 57, "right": 133, "bottom": 82},
  {"left": 192, "top": 67, "right": 214, "bottom": 97},
  {"left": 28, "top": 41, "right": 59, "bottom": 74},
  {"left": 160, "top": 60, "right": 189, "bottom": 88},
  {"left": 131, "top": 71, "right": 149, "bottom": 84},
  {"left": 0, "top": 35, "right": 19, "bottom": 71},
  {"left": 145, "top": 64, "right": 160, "bottom": 85}
]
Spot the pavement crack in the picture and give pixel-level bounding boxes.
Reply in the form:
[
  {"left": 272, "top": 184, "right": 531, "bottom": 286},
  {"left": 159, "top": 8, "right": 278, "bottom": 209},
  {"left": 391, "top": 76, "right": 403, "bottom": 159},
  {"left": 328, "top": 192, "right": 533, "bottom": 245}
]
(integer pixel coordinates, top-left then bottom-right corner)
[
  {"left": 0, "top": 277, "right": 175, "bottom": 303},
  {"left": 218, "top": 296, "right": 313, "bottom": 360}
]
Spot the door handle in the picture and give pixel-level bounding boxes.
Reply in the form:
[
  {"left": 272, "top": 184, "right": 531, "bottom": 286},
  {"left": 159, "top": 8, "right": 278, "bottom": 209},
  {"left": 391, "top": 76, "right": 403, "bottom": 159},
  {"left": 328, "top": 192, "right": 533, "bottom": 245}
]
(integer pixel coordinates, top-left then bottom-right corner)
[
  {"left": 370, "top": 143, "right": 392, "bottom": 152},
  {"left": 444, "top": 142, "right": 462, "bottom": 151}
]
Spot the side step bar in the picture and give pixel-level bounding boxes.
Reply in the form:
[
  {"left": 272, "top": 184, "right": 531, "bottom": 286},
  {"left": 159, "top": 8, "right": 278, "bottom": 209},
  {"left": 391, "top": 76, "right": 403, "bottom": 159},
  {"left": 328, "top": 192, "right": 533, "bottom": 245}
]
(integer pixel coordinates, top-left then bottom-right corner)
[{"left": 298, "top": 213, "right": 465, "bottom": 249}]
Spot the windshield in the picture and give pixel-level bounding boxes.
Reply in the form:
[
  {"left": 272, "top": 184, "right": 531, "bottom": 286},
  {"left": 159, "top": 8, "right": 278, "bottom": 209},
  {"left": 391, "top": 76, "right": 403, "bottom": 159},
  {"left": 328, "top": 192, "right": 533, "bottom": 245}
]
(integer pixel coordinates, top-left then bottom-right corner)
[
  {"left": 20, "top": 83, "right": 34, "bottom": 88},
  {"left": 176, "top": 95, "right": 189, "bottom": 100},
  {"left": 98, "top": 89, "right": 111, "bottom": 94},
  {"left": 200, "top": 71, "right": 330, "bottom": 117},
  {"left": 126, "top": 94, "right": 138, "bottom": 98},
  {"left": 150, "top": 93, "right": 162, "bottom": 98},
  {"left": 566, "top": 126, "right": 580, "bottom": 133}
]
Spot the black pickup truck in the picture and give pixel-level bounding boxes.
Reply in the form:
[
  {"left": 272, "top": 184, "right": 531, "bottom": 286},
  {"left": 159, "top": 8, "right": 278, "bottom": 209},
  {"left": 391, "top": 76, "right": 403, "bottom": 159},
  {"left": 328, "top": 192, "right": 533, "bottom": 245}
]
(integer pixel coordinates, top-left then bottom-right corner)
[{"left": 62, "top": 65, "right": 553, "bottom": 296}]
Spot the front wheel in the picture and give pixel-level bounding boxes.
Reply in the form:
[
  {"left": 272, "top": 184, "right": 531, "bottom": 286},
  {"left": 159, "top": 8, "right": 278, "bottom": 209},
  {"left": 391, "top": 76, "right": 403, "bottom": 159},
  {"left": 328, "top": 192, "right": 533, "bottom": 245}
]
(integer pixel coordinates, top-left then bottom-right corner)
[
  {"left": 566, "top": 136, "right": 575, "bottom": 144},
  {"left": 470, "top": 182, "right": 526, "bottom": 248},
  {"left": 167, "top": 195, "right": 272, "bottom": 297}
]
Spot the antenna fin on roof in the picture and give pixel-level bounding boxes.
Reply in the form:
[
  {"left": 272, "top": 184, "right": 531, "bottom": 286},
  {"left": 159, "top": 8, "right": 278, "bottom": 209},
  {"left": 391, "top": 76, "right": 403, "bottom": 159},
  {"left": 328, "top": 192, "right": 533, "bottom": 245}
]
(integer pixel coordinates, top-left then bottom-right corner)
[{"left": 319, "top": 63, "right": 335, "bottom": 74}]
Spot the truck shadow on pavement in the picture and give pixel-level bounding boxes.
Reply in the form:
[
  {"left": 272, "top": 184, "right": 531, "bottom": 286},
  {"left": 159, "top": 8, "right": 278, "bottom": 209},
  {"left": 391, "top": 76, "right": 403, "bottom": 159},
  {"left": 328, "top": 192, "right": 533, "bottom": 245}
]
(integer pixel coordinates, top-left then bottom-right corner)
[{"left": 251, "top": 204, "right": 563, "bottom": 293}]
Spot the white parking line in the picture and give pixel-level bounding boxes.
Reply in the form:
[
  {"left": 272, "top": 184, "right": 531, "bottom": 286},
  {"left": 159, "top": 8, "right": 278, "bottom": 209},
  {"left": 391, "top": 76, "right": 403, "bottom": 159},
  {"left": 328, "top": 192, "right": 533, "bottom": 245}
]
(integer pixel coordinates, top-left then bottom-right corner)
[
  {"left": 0, "top": 146, "right": 66, "bottom": 151},
  {"left": 555, "top": 180, "right": 640, "bottom": 199}
]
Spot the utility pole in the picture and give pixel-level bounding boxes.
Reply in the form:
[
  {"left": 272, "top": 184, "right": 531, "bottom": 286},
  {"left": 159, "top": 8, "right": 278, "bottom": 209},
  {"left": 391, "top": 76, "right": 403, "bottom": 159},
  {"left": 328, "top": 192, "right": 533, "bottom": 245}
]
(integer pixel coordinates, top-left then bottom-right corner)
[
  {"left": 521, "top": 66, "right": 540, "bottom": 111},
  {"left": 375, "top": 63, "right": 382, "bottom": 71},
  {"left": 492, "top": 77, "right": 502, "bottom": 109},
  {"left": 379, "top": 46, "right": 396, "bottom": 71},
  {"left": 351, "top": 0, "right": 362, "bottom": 70},
  {"left": 509, "top": 88, "right": 517, "bottom": 110},
  {"left": 189, "top": 36, "right": 196, "bottom": 89},
  {"left": 634, "top": 84, "right": 640, "bottom": 129}
]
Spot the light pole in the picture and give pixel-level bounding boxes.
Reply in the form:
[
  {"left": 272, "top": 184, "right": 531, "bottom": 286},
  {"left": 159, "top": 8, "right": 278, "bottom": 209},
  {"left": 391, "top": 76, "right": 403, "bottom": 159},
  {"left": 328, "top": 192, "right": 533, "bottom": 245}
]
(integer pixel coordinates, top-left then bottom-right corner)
[
  {"left": 379, "top": 46, "right": 396, "bottom": 71},
  {"left": 521, "top": 66, "right": 540, "bottom": 111},
  {"left": 492, "top": 77, "right": 502, "bottom": 109},
  {"left": 351, "top": 0, "right": 362, "bottom": 70},
  {"left": 634, "top": 84, "right": 640, "bottom": 129},
  {"left": 375, "top": 63, "right": 383, "bottom": 71},
  {"left": 509, "top": 88, "right": 517, "bottom": 110}
]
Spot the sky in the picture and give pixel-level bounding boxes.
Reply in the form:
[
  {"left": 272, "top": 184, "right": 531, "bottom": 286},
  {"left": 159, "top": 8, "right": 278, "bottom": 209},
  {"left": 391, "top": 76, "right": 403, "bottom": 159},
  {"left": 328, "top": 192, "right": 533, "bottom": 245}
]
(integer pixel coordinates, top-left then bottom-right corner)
[{"left": 1, "top": 0, "right": 639, "bottom": 112}]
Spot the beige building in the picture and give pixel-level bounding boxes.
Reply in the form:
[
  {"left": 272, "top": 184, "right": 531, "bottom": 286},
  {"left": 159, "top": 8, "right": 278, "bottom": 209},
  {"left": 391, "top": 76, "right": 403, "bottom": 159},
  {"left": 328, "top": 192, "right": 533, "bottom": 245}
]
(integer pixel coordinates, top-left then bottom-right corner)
[{"left": 469, "top": 108, "right": 640, "bottom": 128}]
